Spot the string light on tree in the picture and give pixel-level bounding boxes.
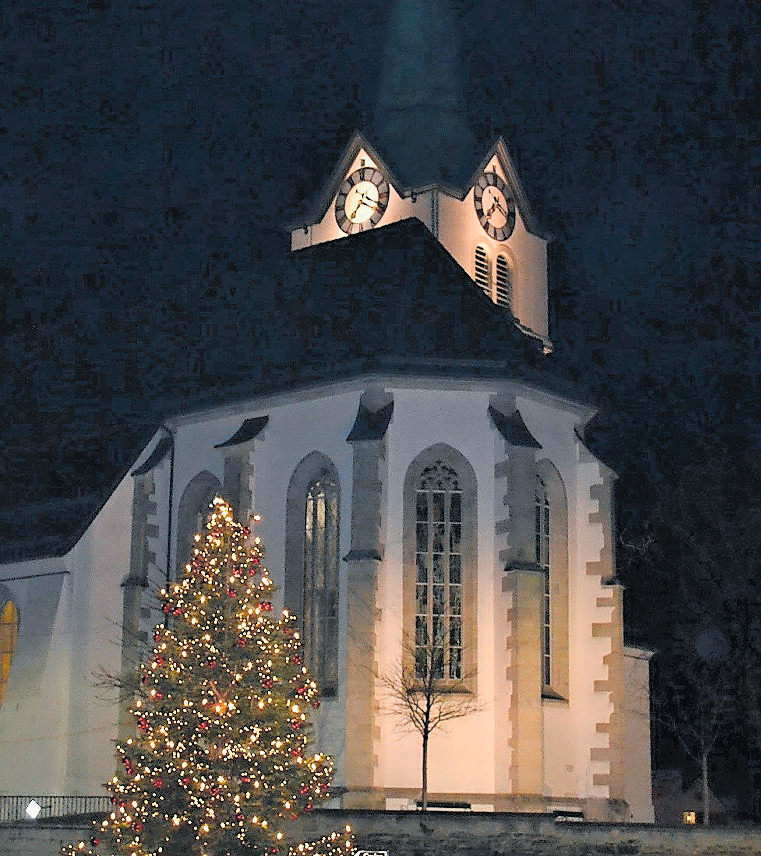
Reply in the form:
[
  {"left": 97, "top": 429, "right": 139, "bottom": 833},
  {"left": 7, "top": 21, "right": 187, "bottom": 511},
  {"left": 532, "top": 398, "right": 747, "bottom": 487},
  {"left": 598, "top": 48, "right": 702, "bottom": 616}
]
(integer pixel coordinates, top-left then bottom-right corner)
[{"left": 63, "top": 497, "right": 354, "bottom": 856}]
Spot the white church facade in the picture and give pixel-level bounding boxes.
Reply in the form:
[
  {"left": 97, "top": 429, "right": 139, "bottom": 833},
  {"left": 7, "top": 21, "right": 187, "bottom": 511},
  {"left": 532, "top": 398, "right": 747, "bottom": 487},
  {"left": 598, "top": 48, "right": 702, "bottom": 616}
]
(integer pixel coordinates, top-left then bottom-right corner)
[{"left": 0, "top": 0, "right": 654, "bottom": 823}]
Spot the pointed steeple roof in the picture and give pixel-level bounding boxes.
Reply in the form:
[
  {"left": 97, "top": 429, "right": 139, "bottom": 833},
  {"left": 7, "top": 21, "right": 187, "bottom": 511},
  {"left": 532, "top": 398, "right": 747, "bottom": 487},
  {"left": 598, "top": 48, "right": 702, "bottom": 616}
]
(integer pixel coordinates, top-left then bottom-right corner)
[{"left": 370, "top": 0, "right": 478, "bottom": 189}]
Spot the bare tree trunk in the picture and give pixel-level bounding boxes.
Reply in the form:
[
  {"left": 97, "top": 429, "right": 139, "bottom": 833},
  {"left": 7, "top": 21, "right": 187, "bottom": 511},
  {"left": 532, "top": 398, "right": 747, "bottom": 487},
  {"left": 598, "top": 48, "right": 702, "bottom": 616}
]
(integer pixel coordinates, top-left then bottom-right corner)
[
  {"left": 702, "top": 747, "right": 710, "bottom": 826},
  {"left": 421, "top": 728, "right": 429, "bottom": 812}
]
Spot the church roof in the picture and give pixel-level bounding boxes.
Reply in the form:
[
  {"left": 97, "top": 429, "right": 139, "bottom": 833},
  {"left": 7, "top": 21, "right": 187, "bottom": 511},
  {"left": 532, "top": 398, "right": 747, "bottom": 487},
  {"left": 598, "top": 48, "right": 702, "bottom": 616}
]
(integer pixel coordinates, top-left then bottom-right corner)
[
  {"left": 268, "top": 217, "right": 554, "bottom": 386},
  {"left": 0, "top": 218, "right": 585, "bottom": 564}
]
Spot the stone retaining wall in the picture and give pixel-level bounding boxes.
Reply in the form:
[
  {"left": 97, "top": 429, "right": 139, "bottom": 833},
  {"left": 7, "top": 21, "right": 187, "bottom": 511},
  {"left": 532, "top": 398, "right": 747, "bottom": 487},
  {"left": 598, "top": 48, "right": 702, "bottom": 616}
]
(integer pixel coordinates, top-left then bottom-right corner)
[{"left": 3, "top": 810, "right": 761, "bottom": 856}]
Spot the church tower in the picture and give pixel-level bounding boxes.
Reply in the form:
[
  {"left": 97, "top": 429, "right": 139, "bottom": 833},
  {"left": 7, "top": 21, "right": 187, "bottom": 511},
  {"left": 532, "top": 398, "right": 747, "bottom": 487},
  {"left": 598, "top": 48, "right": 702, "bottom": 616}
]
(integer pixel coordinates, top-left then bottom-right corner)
[{"left": 288, "top": 0, "right": 551, "bottom": 349}]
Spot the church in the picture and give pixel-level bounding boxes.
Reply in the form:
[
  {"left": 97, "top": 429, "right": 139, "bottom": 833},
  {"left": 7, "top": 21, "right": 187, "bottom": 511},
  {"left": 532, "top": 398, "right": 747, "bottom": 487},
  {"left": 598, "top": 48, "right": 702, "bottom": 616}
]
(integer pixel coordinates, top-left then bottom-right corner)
[{"left": 0, "top": 0, "right": 653, "bottom": 824}]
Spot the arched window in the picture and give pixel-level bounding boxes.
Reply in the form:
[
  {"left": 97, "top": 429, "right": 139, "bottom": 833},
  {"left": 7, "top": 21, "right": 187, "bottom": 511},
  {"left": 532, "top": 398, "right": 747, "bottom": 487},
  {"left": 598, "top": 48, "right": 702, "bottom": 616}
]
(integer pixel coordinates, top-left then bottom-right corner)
[
  {"left": 474, "top": 245, "right": 491, "bottom": 298},
  {"left": 176, "top": 471, "right": 223, "bottom": 577},
  {"left": 495, "top": 254, "right": 512, "bottom": 309},
  {"left": 415, "top": 462, "right": 463, "bottom": 679},
  {"left": 404, "top": 445, "right": 477, "bottom": 689},
  {"left": 535, "top": 477, "right": 551, "bottom": 687},
  {"left": 535, "top": 462, "right": 569, "bottom": 697},
  {"left": 304, "top": 473, "right": 339, "bottom": 693},
  {"left": 285, "top": 453, "right": 340, "bottom": 696},
  {"left": 0, "top": 599, "right": 19, "bottom": 708}
]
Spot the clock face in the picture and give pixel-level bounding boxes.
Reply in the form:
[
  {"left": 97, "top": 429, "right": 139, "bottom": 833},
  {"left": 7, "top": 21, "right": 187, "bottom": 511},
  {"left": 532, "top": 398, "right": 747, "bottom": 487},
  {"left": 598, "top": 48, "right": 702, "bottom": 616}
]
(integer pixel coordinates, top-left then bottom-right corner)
[
  {"left": 473, "top": 171, "right": 516, "bottom": 241},
  {"left": 335, "top": 167, "right": 390, "bottom": 234}
]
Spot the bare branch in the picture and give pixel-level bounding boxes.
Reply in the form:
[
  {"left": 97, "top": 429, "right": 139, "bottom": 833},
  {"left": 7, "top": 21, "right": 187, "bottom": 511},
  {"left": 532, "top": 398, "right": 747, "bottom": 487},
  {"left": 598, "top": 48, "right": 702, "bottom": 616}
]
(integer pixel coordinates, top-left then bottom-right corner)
[{"left": 378, "top": 631, "right": 484, "bottom": 811}]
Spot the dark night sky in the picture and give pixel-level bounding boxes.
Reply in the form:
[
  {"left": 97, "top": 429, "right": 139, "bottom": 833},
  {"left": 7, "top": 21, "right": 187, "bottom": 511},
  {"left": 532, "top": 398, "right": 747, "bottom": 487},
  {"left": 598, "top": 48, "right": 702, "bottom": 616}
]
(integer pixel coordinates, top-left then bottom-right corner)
[
  {"left": 1, "top": 0, "right": 761, "bottom": 808},
  {"left": 1, "top": 0, "right": 759, "bottom": 642}
]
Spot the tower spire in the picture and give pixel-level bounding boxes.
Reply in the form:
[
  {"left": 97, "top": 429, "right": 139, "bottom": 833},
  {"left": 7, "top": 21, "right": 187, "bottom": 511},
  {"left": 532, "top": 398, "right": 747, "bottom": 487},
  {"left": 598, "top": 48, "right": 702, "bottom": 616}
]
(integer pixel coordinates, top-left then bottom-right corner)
[{"left": 371, "top": 0, "right": 477, "bottom": 189}]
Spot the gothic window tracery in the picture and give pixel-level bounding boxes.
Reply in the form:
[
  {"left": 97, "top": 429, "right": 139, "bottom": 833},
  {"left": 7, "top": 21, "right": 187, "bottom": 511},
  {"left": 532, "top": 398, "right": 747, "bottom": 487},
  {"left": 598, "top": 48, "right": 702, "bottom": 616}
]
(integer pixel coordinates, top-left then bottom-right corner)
[
  {"left": 415, "top": 462, "right": 463, "bottom": 680},
  {"left": 404, "top": 445, "right": 477, "bottom": 690}
]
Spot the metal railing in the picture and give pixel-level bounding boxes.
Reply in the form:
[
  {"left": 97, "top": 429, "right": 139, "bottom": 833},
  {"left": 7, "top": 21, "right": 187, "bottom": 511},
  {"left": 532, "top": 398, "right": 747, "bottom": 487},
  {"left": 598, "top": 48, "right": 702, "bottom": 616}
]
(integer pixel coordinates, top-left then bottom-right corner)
[{"left": 0, "top": 795, "right": 111, "bottom": 823}]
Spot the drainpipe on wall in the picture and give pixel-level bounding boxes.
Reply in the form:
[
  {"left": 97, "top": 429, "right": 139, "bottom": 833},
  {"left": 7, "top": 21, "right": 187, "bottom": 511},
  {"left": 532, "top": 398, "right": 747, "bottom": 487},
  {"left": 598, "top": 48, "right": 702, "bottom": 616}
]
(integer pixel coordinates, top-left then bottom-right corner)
[{"left": 162, "top": 425, "right": 176, "bottom": 593}]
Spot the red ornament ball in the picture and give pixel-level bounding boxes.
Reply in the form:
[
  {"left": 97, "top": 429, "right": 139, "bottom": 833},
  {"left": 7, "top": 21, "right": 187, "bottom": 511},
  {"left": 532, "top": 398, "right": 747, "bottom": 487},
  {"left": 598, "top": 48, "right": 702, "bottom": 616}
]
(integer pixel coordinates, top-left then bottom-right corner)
[
  {"left": 290, "top": 720, "right": 301, "bottom": 730},
  {"left": 290, "top": 655, "right": 302, "bottom": 665},
  {"left": 300, "top": 785, "right": 309, "bottom": 795},
  {"left": 226, "top": 588, "right": 236, "bottom": 598},
  {"left": 305, "top": 803, "right": 314, "bottom": 813},
  {"left": 152, "top": 777, "right": 163, "bottom": 788},
  {"left": 90, "top": 837, "right": 99, "bottom": 846},
  {"left": 237, "top": 637, "right": 247, "bottom": 647},
  {"left": 312, "top": 700, "right": 320, "bottom": 709}
]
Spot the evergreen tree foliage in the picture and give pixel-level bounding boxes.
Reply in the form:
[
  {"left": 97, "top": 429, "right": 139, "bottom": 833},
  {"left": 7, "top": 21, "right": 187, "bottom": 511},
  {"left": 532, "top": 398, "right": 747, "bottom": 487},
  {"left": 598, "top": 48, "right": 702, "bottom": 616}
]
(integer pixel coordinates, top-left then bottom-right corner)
[{"left": 63, "top": 497, "right": 353, "bottom": 856}]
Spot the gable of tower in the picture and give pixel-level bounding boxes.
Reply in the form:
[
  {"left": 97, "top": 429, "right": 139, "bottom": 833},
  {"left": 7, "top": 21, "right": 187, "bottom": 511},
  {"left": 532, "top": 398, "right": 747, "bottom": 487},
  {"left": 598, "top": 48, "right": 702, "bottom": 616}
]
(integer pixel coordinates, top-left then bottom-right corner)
[{"left": 289, "top": 133, "right": 551, "bottom": 346}]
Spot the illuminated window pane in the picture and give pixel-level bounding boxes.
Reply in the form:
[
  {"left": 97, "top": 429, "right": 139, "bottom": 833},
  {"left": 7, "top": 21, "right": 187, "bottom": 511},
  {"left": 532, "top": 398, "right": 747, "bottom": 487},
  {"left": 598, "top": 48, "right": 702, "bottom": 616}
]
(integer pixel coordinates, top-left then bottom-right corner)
[
  {"left": 304, "top": 474, "right": 339, "bottom": 694},
  {"left": 0, "top": 601, "right": 19, "bottom": 707},
  {"left": 415, "top": 462, "right": 463, "bottom": 680},
  {"left": 536, "top": 477, "right": 551, "bottom": 687}
]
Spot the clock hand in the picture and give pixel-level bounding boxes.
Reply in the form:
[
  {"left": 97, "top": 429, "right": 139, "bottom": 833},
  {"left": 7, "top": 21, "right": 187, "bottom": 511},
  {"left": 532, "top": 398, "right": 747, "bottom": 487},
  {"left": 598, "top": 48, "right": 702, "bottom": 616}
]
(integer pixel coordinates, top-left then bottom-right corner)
[{"left": 350, "top": 197, "right": 364, "bottom": 219}]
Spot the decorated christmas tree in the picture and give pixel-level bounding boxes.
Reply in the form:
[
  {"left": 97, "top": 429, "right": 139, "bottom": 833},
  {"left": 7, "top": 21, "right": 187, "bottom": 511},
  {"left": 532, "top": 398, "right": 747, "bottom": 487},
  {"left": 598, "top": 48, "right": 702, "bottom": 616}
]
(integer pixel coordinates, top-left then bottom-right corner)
[{"left": 64, "top": 497, "right": 353, "bottom": 856}]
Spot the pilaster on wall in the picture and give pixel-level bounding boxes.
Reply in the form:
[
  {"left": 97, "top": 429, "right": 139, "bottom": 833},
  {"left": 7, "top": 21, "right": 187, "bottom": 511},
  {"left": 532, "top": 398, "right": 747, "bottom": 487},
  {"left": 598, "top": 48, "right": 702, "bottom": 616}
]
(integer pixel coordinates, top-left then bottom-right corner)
[
  {"left": 504, "top": 567, "right": 545, "bottom": 797},
  {"left": 222, "top": 452, "right": 254, "bottom": 521},
  {"left": 592, "top": 583, "right": 626, "bottom": 806},
  {"left": 585, "top": 470, "right": 616, "bottom": 583},
  {"left": 583, "top": 462, "right": 627, "bottom": 814},
  {"left": 488, "top": 399, "right": 541, "bottom": 574},
  {"left": 121, "top": 472, "right": 157, "bottom": 740},
  {"left": 343, "top": 390, "right": 392, "bottom": 809},
  {"left": 215, "top": 415, "right": 269, "bottom": 522},
  {"left": 490, "top": 398, "right": 544, "bottom": 798}
]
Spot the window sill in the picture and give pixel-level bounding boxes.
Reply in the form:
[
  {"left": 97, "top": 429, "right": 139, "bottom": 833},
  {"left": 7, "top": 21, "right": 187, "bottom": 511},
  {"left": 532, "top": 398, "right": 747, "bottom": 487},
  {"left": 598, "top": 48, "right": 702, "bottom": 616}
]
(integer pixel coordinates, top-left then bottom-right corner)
[{"left": 542, "top": 688, "right": 568, "bottom": 703}]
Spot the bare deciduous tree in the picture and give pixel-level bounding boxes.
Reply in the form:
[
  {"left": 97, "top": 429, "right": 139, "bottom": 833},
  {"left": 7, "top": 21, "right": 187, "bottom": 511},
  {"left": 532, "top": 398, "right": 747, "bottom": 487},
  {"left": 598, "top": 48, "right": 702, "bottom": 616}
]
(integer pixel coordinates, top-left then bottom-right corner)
[
  {"left": 379, "top": 636, "right": 483, "bottom": 812},
  {"left": 655, "top": 654, "right": 734, "bottom": 825}
]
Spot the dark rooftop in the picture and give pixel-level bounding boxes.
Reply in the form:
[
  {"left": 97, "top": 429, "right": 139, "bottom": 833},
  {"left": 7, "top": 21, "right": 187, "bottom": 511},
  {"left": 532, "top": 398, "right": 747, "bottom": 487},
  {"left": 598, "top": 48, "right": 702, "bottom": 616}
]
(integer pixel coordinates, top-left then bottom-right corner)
[{"left": 0, "top": 218, "right": 582, "bottom": 564}]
